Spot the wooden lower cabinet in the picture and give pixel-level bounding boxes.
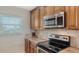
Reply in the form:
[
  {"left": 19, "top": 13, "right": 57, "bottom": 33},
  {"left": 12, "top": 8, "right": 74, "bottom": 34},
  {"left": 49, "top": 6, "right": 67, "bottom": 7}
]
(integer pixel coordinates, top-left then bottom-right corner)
[
  {"left": 25, "top": 39, "right": 37, "bottom": 53},
  {"left": 25, "top": 39, "right": 29, "bottom": 53}
]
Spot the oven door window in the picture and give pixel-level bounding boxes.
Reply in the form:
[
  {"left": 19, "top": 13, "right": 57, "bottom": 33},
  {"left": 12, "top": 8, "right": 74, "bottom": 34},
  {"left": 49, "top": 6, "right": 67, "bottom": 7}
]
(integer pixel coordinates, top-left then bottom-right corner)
[{"left": 57, "top": 16, "right": 63, "bottom": 25}]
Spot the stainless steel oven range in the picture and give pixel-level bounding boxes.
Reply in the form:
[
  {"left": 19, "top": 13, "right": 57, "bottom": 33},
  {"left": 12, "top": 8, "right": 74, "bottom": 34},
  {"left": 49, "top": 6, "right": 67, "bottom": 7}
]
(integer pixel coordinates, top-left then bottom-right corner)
[{"left": 37, "top": 34, "right": 70, "bottom": 53}]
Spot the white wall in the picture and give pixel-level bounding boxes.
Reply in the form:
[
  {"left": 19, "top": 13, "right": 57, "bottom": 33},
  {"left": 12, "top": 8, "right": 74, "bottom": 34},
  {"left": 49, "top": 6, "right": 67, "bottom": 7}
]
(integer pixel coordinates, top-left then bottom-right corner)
[
  {"left": 38, "top": 29, "right": 79, "bottom": 48},
  {"left": 0, "top": 6, "right": 30, "bottom": 53}
]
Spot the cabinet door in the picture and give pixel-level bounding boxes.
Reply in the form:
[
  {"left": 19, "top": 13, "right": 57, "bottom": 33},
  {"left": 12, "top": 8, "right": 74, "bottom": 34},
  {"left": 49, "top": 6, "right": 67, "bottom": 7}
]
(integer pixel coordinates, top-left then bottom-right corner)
[
  {"left": 33, "top": 44, "right": 37, "bottom": 53},
  {"left": 76, "top": 6, "right": 79, "bottom": 29},
  {"left": 30, "top": 42, "right": 34, "bottom": 53},
  {"left": 65, "top": 6, "right": 70, "bottom": 29},
  {"left": 25, "top": 39, "right": 37, "bottom": 53},
  {"left": 30, "top": 43, "right": 37, "bottom": 53},
  {"left": 40, "top": 6, "right": 45, "bottom": 19},
  {"left": 65, "top": 6, "right": 76, "bottom": 30},
  {"left": 29, "top": 40, "right": 33, "bottom": 53},
  {"left": 39, "top": 6, "right": 46, "bottom": 29},
  {"left": 69, "top": 6, "right": 76, "bottom": 29},
  {"left": 45, "top": 6, "right": 55, "bottom": 15},
  {"left": 31, "top": 11, "right": 35, "bottom": 29},
  {"left": 55, "top": 6, "right": 65, "bottom": 13},
  {"left": 34, "top": 8, "right": 40, "bottom": 30},
  {"left": 25, "top": 39, "right": 28, "bottom": 53},
  {"left": 25, "top": 39, "right": 30, "bottom": 53},
  {"left": 51, "top": 6, "right": 55, "bottom": 14},
  {"left": 31, "top": 8, "right": 40, "bottom": 30}
]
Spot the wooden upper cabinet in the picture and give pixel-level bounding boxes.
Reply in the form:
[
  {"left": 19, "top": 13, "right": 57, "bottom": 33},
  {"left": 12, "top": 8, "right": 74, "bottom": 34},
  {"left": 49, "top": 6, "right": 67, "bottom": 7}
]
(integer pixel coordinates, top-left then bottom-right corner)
[
  {"left": 76, "top": 6, "right": 79, "bottom": 29},
  {"left": 65, "top": 6, "right": 70, "bottom": 29},
  {"left": 39, "top": 6, "right": 47, "bottom": 19},
  {"left": 31, "top": 11, "right": 35, "bottom": 29},
  {"left": 55, "top": 6, "right": 65, "bottom": 13},
  {"left": 31, "top": 6, "right": 79, "bottom": 30},
  {"left": 39, "top": 6, "right": 46, "bottom": 29},
  {"left": 69, "top": 6, "right": 76, "bottom": 29},
  {"left": 39, "top": 6, "right": 46, "bottom": 19},
  {"left": 31, "top": 8, "right": 40, "bottom": 30},
  {"left": 45, "top": 6, "right": 55, "bottom": 15},
  {"left": 65, "top": 6, "right": 76, "bottom": 30},
  {"left": 34, "top": 8, "right": 40, "bottom": 30}
]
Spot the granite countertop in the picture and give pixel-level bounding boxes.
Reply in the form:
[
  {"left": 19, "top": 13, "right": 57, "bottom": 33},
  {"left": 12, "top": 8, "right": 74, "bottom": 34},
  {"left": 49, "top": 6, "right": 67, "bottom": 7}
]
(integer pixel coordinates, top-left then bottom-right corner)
[
  {"left": 25, "top": 35, "right": 47, "bottom": 44},
  {"left": 59, "top": 47, "right": 79, "bottom": 53}
]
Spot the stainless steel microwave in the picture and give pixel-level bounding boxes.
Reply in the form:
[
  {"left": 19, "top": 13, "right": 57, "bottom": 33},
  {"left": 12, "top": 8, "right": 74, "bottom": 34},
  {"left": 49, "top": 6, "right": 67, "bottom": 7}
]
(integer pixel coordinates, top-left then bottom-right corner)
[{"left": 43, "top": 12, "right": 65, "bottom": 28}]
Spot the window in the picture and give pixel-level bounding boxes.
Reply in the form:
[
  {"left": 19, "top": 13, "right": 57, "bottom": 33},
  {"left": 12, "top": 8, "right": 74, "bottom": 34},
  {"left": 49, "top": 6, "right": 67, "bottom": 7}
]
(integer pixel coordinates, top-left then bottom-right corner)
[{"left": 0, "top": 15, "right": 23, "bottom": 34}]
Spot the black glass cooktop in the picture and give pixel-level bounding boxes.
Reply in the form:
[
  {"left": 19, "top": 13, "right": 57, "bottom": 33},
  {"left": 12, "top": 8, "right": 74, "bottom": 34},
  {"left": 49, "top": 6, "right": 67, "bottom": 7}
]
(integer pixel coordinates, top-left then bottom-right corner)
[{"left": 37, "top": 41, "right": 70, "bottom": 53}]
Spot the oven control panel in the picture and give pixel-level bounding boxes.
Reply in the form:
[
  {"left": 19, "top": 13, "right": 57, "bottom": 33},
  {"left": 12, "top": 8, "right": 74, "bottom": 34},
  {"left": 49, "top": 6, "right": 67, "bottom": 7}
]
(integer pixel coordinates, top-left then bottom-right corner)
[{"left": 48, "top": 34, "right": 70, "bottom": 42}]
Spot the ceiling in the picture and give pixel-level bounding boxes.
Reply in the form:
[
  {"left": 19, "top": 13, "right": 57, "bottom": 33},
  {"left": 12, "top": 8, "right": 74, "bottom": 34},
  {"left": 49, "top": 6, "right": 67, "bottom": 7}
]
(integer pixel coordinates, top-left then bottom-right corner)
[{"left": 17, "top": 6, "right": 37, "bottom": 11}]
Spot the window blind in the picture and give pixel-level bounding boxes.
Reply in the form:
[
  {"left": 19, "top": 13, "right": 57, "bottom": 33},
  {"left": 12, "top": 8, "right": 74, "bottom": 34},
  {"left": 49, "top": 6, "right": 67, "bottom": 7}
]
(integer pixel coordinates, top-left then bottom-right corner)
[{"left": 0, "top": 15, "right": 23, "bottom": 34}]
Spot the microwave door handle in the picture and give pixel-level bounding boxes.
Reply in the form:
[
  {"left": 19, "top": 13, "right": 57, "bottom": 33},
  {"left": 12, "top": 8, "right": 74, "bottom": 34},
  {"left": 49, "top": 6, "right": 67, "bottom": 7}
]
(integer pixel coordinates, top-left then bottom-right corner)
[
  {"left": 55, "top": 17, "right": 57, "bottom": 26},
  {"left": 54, "top": 20, "right": 56, "bottom": 26}
]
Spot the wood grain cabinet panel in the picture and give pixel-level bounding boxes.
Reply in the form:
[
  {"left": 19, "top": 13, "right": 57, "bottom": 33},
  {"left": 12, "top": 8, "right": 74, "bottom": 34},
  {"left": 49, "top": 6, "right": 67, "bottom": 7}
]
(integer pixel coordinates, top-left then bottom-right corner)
[
  {"left": 65, "top": 6, "right": 70, "bottom": 29},
  {"left": 55, "top": 6, "right": 65, "bottom": 13},
  {"left": 25, "top": 39, "right": 30, "bottom": 53},
  {"left": 76, "top": 6, "right": 79, "bottom": 29},
  {"left": 39, "top": 6, "right": 46, "bottom": 19},
  {"left": 39, "top": 6, "right": 46, "bottom": 29},
  {"left": 31, "top": 8, "right": 40, "bottom": 30},
  {"left": 45, "top": 6, "right": 55, "bottom": 15},
  {"left": 34, "top": 8, "right": 40, "bottom": 30},
  {"left": 69, "top": 6, "right": 76, "bottom": 29},
  {"left": 31, "top": 11, "right": 35, "bottom": 29},
  {"left": 65, "top": 6, "right": 76, "bottom": 29},
  {"left": 25, "top": 39, "right": 37, "bottom": 53}
]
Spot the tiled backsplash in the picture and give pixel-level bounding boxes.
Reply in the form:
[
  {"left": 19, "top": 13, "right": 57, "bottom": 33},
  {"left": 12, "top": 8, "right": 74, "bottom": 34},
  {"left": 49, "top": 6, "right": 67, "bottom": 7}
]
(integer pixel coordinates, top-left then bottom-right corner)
[{"left": 37, "top": 29, "right": 79, "bottom": 48}]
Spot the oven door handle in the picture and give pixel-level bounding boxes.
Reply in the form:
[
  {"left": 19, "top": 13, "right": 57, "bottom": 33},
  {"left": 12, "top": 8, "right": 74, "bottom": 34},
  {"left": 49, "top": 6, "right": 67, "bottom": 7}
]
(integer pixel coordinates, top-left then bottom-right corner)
[{"left": 37, "top": 47, "right": 48, "bottom": 53}]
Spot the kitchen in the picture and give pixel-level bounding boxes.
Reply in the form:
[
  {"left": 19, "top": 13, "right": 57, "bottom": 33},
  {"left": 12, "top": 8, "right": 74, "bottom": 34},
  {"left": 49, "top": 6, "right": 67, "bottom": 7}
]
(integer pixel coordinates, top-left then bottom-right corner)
[
  {"left": 25, "top": 6, "right": 79, "bottom": 53},
  {"left": 0, "top": 6, "right": 79, "bottom": 53}
]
